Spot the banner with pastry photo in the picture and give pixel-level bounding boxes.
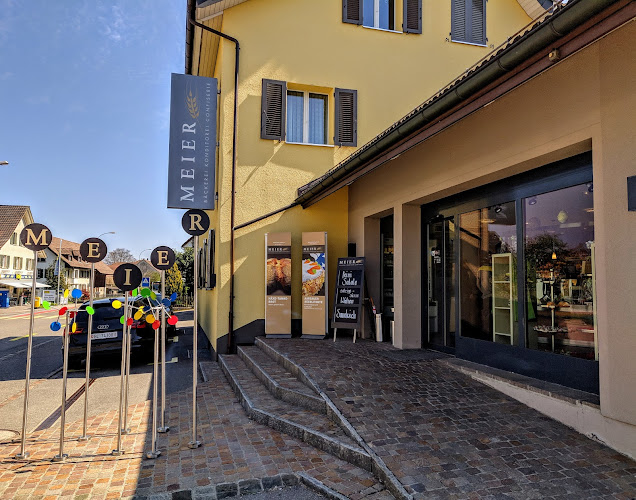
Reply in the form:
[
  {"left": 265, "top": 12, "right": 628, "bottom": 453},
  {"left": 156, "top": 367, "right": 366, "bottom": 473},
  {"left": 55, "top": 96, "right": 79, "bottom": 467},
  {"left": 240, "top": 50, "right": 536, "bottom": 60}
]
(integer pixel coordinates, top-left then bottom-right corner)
[
  {"left": 301, "top": 232, "right": 328, "bottom": 338},
  {"left": 265, "top": 232, "right": 292, "bottom": 337}
]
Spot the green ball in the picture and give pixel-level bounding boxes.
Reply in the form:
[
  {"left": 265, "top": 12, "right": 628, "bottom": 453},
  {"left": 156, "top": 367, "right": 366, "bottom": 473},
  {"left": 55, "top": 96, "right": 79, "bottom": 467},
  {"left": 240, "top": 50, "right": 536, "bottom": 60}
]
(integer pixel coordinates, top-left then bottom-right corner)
[
  {"left": 141, "top": 288, "right": 151, "bottom": 297},
  {"left": 42, "top": 301, "right": 51, "bottom": 310},
  {"left": 86, "top": 306, "right": 95, "bottom": 315},
  {"left": 132, "top": 288, "right": 138, "bottom": 297},
  {"left": 120, "top": 315, "right": 125, "bottom": 325}
]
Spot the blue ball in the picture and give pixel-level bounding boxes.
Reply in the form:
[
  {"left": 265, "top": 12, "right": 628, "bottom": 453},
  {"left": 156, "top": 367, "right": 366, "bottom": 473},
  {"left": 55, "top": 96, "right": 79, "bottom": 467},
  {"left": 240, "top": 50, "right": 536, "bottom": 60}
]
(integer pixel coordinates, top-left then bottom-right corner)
[
  {"left": 170, "top": 292, "right": 177, "bottom": 302},
  {"left": 71, "top": 288, "right": 82, "bottom": 299},
  {"left": 50, "top": 321, "right": 61, "bottom": 332},
  {"left": 162, "top": 298, "right": 171, "bottom": 307}
]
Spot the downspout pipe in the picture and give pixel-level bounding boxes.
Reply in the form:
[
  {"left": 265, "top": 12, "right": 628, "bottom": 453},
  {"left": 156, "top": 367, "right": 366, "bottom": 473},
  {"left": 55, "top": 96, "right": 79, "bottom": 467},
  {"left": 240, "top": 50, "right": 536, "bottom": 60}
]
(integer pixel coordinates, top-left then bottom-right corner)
[{"left": 188, "top": 14, "right": 240, "bottom": 355}]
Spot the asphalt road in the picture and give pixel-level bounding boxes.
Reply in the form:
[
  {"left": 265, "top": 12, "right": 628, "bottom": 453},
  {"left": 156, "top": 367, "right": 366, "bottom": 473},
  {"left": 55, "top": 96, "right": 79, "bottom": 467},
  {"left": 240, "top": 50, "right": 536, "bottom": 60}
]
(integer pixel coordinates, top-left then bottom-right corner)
[{"left": 0, "top": 308, "right": 208, "bottom": 441}]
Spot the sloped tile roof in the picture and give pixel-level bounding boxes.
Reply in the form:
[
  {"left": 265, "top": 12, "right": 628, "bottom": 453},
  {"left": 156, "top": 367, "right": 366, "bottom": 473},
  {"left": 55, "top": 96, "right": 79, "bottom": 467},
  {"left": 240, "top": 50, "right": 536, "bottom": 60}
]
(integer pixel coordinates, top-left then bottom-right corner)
[{"left": 0, "top": 205, "right": 30, "bottom": 249}]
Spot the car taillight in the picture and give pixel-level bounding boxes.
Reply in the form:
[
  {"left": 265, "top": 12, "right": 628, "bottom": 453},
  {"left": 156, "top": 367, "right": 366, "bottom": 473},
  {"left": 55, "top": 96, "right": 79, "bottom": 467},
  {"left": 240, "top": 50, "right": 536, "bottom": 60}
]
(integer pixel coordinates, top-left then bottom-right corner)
[{"left": 71, "top": 327, "right": 84, "bottom": 334}]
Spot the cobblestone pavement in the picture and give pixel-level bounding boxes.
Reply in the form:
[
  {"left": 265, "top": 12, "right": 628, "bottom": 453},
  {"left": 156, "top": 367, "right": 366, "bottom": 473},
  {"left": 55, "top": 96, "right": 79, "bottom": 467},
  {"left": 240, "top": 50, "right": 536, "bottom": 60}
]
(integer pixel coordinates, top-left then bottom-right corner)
[
  {"left": 264, "top": 338, "right": 636, "bottom": 499},
  {"left": 0, "top": 362, "right": 390, "bottom": 500}
]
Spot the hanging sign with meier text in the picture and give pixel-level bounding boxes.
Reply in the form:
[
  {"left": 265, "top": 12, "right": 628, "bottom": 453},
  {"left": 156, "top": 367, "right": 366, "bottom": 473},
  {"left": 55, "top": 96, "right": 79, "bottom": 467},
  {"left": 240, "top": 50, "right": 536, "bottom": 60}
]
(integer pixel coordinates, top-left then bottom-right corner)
[
  {"left": 331, "top": 257, "right": 365, "bottom": 330},
  {"left": 167, "top": 73, "right": 217, "bottom": 210}
]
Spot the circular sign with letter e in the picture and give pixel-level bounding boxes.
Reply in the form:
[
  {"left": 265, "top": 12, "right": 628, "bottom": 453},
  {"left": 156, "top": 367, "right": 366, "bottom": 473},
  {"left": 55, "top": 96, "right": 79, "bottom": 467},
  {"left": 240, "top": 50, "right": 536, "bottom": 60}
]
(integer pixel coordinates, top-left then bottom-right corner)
[
  {"left": 182, "top": 209, "right": 210, "bottom": 236},
  {"left": 79, "top": 238, "right": 107, "bottom": 263},
  {"left": 113, "top": 263, "right": 142, "bottom": 292},
  {"left": 20, "top": 223, "right": 53, "bottom": 251},
  {"left": 150, "top": 246, "right": 176, "bottom": 271}
]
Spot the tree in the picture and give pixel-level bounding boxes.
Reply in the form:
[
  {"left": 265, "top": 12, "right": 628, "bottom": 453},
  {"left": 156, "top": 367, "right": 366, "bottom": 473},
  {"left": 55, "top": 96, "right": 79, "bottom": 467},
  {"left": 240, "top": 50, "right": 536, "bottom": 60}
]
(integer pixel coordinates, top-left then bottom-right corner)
[
  {"left": 175, "top": 247, "right": 194, "bottom": 291},
  {"left": 46, "top": 263, "right": 68, "bottom": 293},
  {"left": 105, "top": 248, "right": 135, "bottom": 265},
  {"left": 150, "top": 271, "right": 161, "bottom": 284},
  {"left": 165, "top": 263, "right": 183, "bottom": 298}
]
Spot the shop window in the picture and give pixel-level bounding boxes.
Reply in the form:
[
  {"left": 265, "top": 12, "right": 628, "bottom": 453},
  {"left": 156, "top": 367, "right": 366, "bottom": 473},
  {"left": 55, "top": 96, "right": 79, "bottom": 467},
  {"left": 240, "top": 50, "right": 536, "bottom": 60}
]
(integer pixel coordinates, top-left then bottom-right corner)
[
  {"left": 524, "top": 183, "right": 596, "bottom": 360},
  {"left": 459, "top": 201, "right": 517, "bottom": 344}
]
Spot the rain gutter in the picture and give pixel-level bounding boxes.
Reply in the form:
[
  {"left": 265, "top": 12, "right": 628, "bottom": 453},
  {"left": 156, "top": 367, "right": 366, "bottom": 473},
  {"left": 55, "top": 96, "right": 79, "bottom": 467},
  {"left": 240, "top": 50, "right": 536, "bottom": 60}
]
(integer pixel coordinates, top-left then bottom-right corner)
[{"left": 295, "top": 0, "right": 626, "bottom": 208}]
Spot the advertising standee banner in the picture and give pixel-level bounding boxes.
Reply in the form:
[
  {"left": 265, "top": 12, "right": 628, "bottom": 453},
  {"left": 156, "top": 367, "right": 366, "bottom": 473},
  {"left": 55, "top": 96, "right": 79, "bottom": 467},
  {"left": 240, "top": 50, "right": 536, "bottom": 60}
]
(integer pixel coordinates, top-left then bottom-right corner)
[
  {"left": 265, "top": 233, "right": 292, "bottom": 337},
  {"left": 301, "top": 232, "right": 328, "bottom": 338},
  {"left": 331, "top": 257, "right": 365, "bottom": 331},
  {"left": 167, "top": 73, "right": 217, "bottom": 210}
]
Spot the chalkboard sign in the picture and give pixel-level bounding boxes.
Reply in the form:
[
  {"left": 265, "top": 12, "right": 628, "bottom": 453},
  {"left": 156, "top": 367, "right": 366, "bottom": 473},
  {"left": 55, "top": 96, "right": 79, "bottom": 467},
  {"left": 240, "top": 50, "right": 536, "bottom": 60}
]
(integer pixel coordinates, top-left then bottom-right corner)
[{"left": 331, "top": 257, "right": 365, "bottom": 330}]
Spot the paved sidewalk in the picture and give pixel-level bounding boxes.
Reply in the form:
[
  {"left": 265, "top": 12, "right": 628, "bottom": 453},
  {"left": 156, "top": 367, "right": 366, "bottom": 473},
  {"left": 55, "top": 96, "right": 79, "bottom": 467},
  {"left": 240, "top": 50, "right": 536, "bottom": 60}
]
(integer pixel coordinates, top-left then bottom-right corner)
[
  {"left": 264, "top": 338, "right": 636, "bottom": 499},
  {"left": 0, "top": 362, "right": 388, "bottom": 499}
]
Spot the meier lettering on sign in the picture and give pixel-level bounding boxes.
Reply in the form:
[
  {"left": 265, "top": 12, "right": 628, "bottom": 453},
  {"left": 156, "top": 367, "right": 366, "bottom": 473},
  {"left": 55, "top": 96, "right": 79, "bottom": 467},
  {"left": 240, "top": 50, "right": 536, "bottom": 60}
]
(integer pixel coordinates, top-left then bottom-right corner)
[{"left": 168, "top": 73, "right": 217, "bottom": 210}]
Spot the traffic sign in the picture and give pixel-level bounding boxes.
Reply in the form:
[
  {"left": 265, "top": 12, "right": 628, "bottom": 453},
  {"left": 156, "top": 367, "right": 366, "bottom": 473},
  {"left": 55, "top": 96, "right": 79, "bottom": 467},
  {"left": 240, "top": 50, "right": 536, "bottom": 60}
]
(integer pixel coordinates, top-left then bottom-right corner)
[{"left": 142, "top": 277, "right": 150, "bottom": 288}]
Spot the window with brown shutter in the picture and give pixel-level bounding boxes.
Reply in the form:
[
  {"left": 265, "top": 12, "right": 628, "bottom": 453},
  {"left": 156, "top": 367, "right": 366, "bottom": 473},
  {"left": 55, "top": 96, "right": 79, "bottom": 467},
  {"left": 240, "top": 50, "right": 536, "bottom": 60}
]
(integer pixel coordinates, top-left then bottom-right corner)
[
  {"left": 403, "top": 0, "right": 422, "bottom": 34},
  {"left": 261, "top": 79, "right": 286, "bottom": 141},
  {"left": 334, "top": 88, "right": 357, "bottom": 147},
  {"left": 452, "top": 0, "right": 486, "bottom": 45},
  {"left": 343, "top": 0, "right": 363, "bottom": 25}
]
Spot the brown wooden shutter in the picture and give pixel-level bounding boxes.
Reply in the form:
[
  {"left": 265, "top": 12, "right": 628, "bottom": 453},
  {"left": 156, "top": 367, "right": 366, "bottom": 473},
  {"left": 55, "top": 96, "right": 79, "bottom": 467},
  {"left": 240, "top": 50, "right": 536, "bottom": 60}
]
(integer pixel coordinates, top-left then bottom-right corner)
[
  {"left": 403, "top": 0, "right": 422, "bottom": 34},
  {"left": 451, "top": 0, "right": 466, "bottom": 42},
  {"left": 261, "top": 79, "right": 286, "bottom": 141},
  {"left": 334, "top": 88, "right": 357, "bottom": 147},
  {"left": 342, "top": 0, "right": 362, "bottom": 25}
]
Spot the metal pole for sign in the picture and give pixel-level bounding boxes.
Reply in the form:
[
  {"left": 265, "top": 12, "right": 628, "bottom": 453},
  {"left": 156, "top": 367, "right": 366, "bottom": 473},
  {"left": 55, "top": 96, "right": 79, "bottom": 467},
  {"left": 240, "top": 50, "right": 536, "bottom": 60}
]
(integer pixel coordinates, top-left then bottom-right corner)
[
  {"left": 112, "top": 295, "right": 128, "bottom": 456},
  {"left": 146, "top": 321, "right": 161, "bottom": 459},
  {"left": 15, "top": 249, "right": 38, "bottom": 460},
  {"left": 158, "top": 270, "right": 169, "bottom": 433},
  {"left": 188, "top": 234, "right": 201, "bottom": 449},
  {"left": 53, "top": 311, "right": 70, "bottom": 462},
  {"left": 79, "top": 263, "right": 95, "bottom": 441},
  {"left": 122, "top": 294, "right": 131, "bottom": 434}
]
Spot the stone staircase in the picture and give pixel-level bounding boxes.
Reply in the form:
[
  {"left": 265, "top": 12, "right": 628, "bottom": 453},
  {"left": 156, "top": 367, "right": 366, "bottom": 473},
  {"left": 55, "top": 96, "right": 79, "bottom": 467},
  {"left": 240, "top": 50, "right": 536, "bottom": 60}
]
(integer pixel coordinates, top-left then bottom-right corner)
[{"left": 218, "top": 338, "right": 413, "bottom": 500}]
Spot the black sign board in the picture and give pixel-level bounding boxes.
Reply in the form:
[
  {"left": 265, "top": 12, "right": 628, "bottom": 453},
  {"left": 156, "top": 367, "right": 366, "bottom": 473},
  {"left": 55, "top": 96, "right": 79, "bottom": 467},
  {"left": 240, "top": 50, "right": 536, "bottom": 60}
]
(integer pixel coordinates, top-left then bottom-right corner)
[
  {"left": 331, "top": 257, "right": 365, "bottom": 330},
  {"left": 20, "top": 223, "right": 52, "bottom": 251},
  {"left": 182, "top": 209, "right": 210, "bottom": 236},
  {"left": 113, "top": 263, "right": 142, "bottom": 292},
  {"left": 79, "top": 238, "right": 107, "bottom": 263},
  {"left": 151, "top": 246, "right": 176, "bottom": 271}
]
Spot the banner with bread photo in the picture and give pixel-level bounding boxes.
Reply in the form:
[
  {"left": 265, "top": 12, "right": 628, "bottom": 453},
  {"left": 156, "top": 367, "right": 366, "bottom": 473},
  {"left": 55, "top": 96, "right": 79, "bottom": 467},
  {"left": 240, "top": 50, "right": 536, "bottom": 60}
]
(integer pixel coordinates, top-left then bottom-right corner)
[
  {"left": 265, "top": 232, "right": 292, "bottom": 337},
  {"left": 301, "top": 232, "right": 328, "bottom": 338}
]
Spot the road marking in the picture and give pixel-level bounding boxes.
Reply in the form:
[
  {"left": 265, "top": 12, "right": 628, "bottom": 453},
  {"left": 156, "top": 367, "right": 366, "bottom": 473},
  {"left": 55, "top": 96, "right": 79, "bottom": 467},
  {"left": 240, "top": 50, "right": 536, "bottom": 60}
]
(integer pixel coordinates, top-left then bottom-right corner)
[
  {"left": 0, "top": 309, "right": 60, "bottom": 320},
  {"left": 148, "top": 356, "right": 178, "bottom": 366},
  {"left": 0, "top": 338, "right": 58, "bottom": 361},
  {"left": 10, "top": 332, "right": 39, "bottom": 341}
]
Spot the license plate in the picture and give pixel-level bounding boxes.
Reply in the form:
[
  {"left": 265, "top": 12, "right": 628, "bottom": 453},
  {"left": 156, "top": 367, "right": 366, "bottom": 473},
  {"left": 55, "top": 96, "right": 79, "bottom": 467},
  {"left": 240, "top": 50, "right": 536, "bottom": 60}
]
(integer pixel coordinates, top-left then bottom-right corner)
[{"left": 91, "top": 331, "right": 118, "bottom": 340}]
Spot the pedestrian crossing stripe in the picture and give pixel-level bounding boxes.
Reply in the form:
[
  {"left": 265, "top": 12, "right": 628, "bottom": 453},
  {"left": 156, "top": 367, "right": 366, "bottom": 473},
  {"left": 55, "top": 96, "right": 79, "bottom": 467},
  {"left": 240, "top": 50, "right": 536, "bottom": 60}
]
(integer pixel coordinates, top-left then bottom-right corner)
[{"left": 10, "top": 332, "right": 39, "bottom": 341}]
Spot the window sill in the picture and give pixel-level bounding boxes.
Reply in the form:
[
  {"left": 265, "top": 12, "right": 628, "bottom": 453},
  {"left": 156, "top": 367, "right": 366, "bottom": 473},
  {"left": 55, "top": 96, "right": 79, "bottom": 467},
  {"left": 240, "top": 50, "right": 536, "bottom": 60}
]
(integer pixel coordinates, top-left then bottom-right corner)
[
  {"left": 285, "top": 142, "right": 334, "bottom": 148},
  {"left": 450, "top": 39, "right": 488, "bottom": 48},
  {"left": 362, "top": 25, "right": 403, "bottom": 34}
]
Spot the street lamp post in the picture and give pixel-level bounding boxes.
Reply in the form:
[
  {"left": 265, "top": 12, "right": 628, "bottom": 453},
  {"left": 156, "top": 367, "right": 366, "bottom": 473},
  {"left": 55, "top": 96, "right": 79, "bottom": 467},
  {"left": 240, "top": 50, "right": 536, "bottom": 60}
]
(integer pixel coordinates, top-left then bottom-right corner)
[{"left": 0, "top": 161, "right": 8, "bottom": 165}]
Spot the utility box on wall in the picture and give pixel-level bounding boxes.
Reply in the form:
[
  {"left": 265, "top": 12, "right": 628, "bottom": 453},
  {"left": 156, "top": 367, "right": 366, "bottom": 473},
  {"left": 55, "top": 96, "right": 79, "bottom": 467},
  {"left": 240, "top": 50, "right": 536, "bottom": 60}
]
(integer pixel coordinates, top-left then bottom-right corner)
[{"left": 628, "top": 176, "right": 636, "bottom": 211}]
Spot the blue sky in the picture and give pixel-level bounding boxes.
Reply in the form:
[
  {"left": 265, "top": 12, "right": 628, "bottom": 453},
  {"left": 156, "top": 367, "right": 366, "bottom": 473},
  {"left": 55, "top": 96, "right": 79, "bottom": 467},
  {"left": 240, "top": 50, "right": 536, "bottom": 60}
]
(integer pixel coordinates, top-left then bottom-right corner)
[{"left": 0, "top": 0, "right": 188, "bottom": 258}]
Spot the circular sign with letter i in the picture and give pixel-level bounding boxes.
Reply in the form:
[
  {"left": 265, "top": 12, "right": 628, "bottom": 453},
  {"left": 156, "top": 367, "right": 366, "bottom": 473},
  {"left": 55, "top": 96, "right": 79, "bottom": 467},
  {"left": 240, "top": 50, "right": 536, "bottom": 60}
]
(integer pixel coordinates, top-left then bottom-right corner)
[
  {"left": 113, "top": 263, "right": 142, "bottom": 292},
  {"left": 182, "top": 209, "right": 210, "bottom": 236}
]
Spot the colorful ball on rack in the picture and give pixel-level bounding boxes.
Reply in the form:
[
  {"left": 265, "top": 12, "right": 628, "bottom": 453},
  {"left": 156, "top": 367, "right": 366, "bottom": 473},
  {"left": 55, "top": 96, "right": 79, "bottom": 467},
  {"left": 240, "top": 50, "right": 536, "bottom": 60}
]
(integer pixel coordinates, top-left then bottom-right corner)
[
  {"left": 167, "top": 315, "right": 178, "bottom": 326},
  {"left": 146, "top": 314, "right": 155, "bottom": 324},
  {"left": 162, "top": 298, "right": 171, "bottom": 307},
  {"left": 170, "top": 292, "right": 177, "bottom": 302},
  {"left": 86, "top": 306, "right": 95, "bottom": 315},
  {"left": 134, "top": 310, "right": 143, "bottom": 321},
  {"left": 127, "top": 318, "right": 133, "bottom": 326},
  {"left": 42, "top": 301, "right": 51, "bottom": 310},
  {"left": 112, "top": 300, "right": 122, "bottom": 310},
  {"left": 150, "top": 292, "right": 157, "bottom": 300},
  {"left": 72, "top": 323, "right": 77, "bottom": 333},
  {"left": 120, "top": 315, "right": 125, "bottom": 325},
  {"left": 50, "top": 322, "right": 61, "bottom": 332},
  {"left": 71, "top": 289, "right": 82, "bottom": 299},
  {"left": 59, "top": 306, "right": 68, "bottom": 315},
  {"left": 63, "top": 289, "right": 69, "bottom": 298},
  {"left": 141, "top": 288, "right": 151, "bottom": 298},
  {"left": 152, "top": 320, "right": 161, "bottom": 330}
]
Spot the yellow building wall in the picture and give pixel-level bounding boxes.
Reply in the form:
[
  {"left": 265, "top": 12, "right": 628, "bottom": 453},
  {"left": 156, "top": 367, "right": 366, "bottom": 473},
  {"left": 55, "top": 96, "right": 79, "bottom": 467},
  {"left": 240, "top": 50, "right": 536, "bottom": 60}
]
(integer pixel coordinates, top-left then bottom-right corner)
[{"left": 193, "top": 0, "right": 531, "bottom": 350}]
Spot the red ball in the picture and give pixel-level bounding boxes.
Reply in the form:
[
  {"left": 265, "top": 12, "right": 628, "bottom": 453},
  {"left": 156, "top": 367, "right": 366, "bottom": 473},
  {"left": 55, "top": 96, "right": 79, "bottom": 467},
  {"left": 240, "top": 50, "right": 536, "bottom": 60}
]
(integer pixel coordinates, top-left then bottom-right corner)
[
  {"left": 152, "top": 320, "right": 161, "bottom": 330},
  {"left": 127, "top": 318, "right": 133, "bottom": 326},
  {"left": 167, "top": 315, "right": 178, "bottom": 326},
  {"left": 59, "top": 307, "right": 68, "bottom": 315},
  {"left": 69, "top": 311, "right": 76, "bottom": 319}
]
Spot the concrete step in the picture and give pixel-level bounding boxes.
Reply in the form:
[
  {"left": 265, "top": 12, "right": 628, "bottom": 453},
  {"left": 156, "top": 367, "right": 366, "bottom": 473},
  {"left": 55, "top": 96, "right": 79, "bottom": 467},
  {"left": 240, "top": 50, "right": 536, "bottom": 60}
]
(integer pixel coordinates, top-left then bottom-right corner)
[
  {"left": 237, "top": 346, "right": 325, "bottom": 414},
  {"left": 219, "top": 354, "right": 373, "bottom": 472}
]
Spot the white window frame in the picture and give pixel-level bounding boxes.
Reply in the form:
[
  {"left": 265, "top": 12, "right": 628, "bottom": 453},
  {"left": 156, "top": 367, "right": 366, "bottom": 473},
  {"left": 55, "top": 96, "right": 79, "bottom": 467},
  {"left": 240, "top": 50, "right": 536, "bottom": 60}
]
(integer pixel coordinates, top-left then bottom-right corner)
[
  {"left": 363, "top": 0, "right": 395, "bottom": 31},
  {"left": 286, "top": 90, "right": 329, "bottom": 146},
  {"left": 14, "top": 257, "right": 23, "bottom": 270},
  {"left": 0, "top": 255, "right": 8, "bottom": 268},
  {"left": 10, "top": 233, "right": 17, "bottom": 245}
]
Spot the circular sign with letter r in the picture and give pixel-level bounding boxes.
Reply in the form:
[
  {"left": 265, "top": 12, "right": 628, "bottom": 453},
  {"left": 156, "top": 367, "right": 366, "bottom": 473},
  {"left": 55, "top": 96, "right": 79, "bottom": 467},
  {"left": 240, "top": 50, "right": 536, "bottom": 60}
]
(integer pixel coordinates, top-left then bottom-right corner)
[
  {"left": 151, "top": 246, "right": 176, "bottom": 271},
  {"left": 20, "top": 223, "right": 53, "bottom": 251},
  {"left": 182, "top": 209, "right": 210, "bottom": 236},
  {"left": 113, "top": 263, "right": 142, "bottom": 292},
  {"left": 79, "top": 238, "right": 107, "bottom": 263}
]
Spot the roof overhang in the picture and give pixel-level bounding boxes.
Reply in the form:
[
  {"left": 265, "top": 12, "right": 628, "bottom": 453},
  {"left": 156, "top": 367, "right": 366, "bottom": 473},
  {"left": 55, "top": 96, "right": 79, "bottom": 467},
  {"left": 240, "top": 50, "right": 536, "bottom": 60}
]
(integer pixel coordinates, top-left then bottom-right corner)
[
  {"left": 295, "top": 0, "right": 635, "bottom": 208},
  {"left": 0, "top": 279, "right": 50, "bottom": 289}
]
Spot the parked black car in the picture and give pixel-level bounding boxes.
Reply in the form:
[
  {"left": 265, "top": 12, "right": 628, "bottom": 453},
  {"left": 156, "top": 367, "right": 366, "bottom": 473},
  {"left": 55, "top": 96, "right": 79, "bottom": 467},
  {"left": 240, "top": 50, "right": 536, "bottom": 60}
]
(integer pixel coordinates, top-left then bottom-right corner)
[{"left": 66, "top": 295, "right": 176, "bottom": 368}]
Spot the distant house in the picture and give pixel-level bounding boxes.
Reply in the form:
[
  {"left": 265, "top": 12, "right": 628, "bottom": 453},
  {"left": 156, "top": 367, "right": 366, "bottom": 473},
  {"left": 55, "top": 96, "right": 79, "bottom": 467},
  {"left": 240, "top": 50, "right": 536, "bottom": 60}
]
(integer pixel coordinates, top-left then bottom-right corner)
[
  {"left": 0, "top": 205, "right": 49, "bottom": 304},
  {"left": 37, "top": 237, "right": 114, "bottom": 299}
]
